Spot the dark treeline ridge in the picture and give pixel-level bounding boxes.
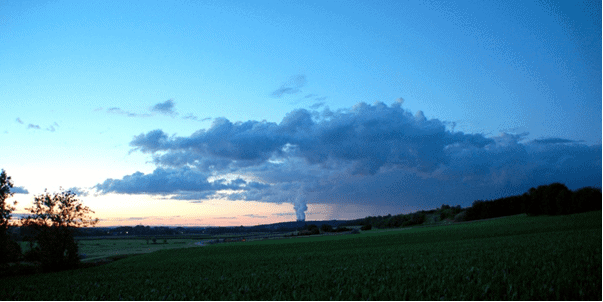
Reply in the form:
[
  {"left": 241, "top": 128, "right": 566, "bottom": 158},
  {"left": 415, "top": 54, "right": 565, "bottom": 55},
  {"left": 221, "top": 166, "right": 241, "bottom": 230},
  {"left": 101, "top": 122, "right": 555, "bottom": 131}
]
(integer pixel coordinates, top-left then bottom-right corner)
[
  {"left": 343, "top": 183, "right": 602, "bottom": 229},
  {"left": 63, "top": 220, "right": 352, "bottom": 238}
]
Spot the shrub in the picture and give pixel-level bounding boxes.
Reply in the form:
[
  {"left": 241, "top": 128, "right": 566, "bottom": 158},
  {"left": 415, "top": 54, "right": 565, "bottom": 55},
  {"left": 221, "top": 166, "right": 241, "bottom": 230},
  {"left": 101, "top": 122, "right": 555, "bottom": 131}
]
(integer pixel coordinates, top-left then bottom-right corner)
[
  {"left": 320, "top": 224, "right": 334, "bottom": 233},
  {"left": 360, "top": 224, "right": 372, "bottom": 231},
  {"left": 334, "top": 226, "right": 351, "bottom": 233},
  {"left": 453, "top": 211, "right": 466, "bottom": 222}
]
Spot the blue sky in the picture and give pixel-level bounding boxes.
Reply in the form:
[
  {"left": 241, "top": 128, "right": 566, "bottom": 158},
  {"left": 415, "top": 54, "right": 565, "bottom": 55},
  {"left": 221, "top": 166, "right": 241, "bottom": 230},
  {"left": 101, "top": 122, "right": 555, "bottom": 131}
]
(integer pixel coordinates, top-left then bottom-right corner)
[{"left": 1, "top": 0, "right": 600, "bottom": 226}]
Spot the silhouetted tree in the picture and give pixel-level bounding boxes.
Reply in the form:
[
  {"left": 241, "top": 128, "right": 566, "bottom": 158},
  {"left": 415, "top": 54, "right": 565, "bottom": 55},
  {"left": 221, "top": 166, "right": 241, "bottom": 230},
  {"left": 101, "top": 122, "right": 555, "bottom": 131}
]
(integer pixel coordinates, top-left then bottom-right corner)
[
  {"left": 21, "top": 189, "right": 98, "bottom": 272},
  {"left": 572, "top": 187, "right": 602, "bottom": 213},
  {"left": 0, "top": 170, "right": 21, "bottom": 263}
]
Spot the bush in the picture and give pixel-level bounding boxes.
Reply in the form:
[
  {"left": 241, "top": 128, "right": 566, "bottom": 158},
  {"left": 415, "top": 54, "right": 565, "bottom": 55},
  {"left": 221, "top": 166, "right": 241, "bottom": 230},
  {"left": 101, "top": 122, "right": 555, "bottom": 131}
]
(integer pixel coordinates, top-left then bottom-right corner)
[
  {"left": 350, "top": 229, "right": 360, "bottom": 234},
  {"left": 306, "top": 224, "right": 319, "bottom": 231},
  {"left": 334, "top": 226, "right": 351, "bottom": 233},
  {"left": 360, "top": 224, "right": 372, "bottom": 231},
  {"left": 298, "top": 228, "right": 320, "bottom": 236},
  {"left": 453, "top": 211, "right": 467, "bottom": 222},
  {"left": 320, "top": 224, "right": 334, "bottom": 233},
  {"left": 3, "top": 239, "right": 22, "bottom": 262}
]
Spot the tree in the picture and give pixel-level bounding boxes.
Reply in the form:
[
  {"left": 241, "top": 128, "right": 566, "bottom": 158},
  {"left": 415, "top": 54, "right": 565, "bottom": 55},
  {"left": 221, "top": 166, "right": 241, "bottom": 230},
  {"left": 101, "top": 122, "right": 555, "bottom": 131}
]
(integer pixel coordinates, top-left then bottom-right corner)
[
  {"left": 572, "top": 187, "right": 602, "bottom": 213},
  {"left": 0, "top": 169, "right": 20, "bottom": 263},
  {"left": 21, "top": 189, "right": 98, "bottom": 271}
]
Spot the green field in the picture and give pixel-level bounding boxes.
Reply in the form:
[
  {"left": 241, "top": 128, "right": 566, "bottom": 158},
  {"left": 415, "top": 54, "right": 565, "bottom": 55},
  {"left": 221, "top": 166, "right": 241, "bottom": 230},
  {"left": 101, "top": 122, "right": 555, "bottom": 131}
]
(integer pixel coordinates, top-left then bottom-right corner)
[
  {"left": 77, "top": 238, "right": 206, "bottom": 262},
  {"left": 2, "top": 212, "right": 601, "bottom": 300}
]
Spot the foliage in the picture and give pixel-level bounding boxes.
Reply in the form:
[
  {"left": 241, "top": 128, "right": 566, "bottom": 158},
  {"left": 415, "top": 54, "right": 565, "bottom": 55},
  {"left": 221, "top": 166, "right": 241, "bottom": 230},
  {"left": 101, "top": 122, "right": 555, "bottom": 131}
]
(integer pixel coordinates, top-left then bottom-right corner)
[
  {"left": 360, "top": 224, "right": 372, "bottom": 231},
  {"left": 1, "top": 212, "right": 600, "bottom": 300},
  {"left": 334, "top": 226, "right": 351, "bottom": 232},
  {"left": 0, "top": 169, "right": 21, "bottom": 264},
  {"left": 464, "top": 183, "right": 601, "bottom": 221},
  {"left": 320, "top": 224, "right": 333, "bottom": 233},
  {"left": 297, "top": 224, "right": 320, "bottom": 235},
  {"left": 20, "top": 189, "right": 98, "bottom": 272}
]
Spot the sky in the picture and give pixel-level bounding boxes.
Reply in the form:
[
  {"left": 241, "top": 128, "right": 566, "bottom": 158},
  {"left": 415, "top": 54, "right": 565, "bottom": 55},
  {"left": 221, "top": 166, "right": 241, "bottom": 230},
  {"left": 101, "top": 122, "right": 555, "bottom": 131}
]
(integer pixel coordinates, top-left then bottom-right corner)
[{"left": 1, "top": 0, "right": 601, "bottom": 227}]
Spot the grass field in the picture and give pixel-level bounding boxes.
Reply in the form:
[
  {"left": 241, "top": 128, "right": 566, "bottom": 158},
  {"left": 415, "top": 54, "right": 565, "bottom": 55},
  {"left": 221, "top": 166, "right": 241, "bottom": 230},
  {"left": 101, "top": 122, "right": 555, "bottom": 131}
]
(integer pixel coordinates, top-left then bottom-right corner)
[{"left": 2, "top": 211, "right": 601, "bottom": 300}]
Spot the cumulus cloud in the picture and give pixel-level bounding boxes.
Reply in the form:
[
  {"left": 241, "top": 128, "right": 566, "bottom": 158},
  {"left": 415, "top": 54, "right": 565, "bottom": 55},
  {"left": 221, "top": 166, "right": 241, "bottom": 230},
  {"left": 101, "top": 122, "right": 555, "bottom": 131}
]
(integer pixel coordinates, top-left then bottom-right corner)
[
  {"left": 95, "top": 101, "right": 601, "bottom": 220},
  {"left": 27, "top": 124, "right": 40, "bottom": 130},
  {"left": 93, "top": 167, "right": 267, "bottom": 201}
]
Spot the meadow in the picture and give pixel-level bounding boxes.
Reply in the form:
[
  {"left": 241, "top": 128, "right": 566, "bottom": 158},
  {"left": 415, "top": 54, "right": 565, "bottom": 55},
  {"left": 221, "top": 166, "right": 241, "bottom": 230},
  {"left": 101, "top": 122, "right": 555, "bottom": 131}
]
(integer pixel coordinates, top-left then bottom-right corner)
[{"left": 1, "top": 211, "right": 601, "bottom": 300}]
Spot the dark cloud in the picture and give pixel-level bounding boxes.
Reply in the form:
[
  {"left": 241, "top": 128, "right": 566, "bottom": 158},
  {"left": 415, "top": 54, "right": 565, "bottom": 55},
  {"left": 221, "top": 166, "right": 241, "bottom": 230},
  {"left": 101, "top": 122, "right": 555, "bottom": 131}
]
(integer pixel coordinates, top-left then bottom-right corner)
[
  {"left": 11, "top": 186, "right": 29, "bottom": 194},
  {"left": 95, "top": 101, "right": 601, "bottom": 220},
  {"left": 93, "top": 167, "right": 265, "bottom": 201},
  {"left": 151, "top": 99, "right": 177, "bottom": 116},
  {"left": 271, "top": 75, "right": 307, "bottom": 98}
]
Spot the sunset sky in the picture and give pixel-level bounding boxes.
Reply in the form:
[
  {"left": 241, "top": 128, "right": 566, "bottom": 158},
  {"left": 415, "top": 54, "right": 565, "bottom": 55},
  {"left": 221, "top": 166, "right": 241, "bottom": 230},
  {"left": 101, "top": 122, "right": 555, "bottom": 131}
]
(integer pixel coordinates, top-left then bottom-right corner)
[{"left": 1, "top": 0, "right": 600, "bottom": 227}]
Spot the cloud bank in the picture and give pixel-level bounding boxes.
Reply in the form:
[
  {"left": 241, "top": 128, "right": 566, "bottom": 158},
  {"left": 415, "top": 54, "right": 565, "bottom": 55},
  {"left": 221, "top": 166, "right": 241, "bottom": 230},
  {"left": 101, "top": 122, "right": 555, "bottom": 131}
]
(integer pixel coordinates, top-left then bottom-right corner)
[{"left": 93, "top": 101, "right": 601, "bottom": 220}]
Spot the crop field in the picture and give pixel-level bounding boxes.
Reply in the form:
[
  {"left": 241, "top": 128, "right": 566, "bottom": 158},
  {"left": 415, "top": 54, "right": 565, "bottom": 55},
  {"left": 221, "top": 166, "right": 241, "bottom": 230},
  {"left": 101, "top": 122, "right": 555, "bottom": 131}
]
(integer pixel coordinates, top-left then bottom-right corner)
[
  {"left": 2, "top": 211, "right": 601, "bottom": 300},
  {"left": 77, "top": 238, "right": 205, "bottom": 262}
]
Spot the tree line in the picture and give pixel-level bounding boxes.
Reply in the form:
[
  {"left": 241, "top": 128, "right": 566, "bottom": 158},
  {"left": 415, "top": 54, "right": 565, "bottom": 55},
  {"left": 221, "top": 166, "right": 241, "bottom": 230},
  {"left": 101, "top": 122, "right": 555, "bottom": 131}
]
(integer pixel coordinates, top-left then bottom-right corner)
[
  {"left": 464, "top": 183, "right": 601, "bottom": 221},
  {"left": 345, "top": 183, "right": 601, "bottom": 229}
]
